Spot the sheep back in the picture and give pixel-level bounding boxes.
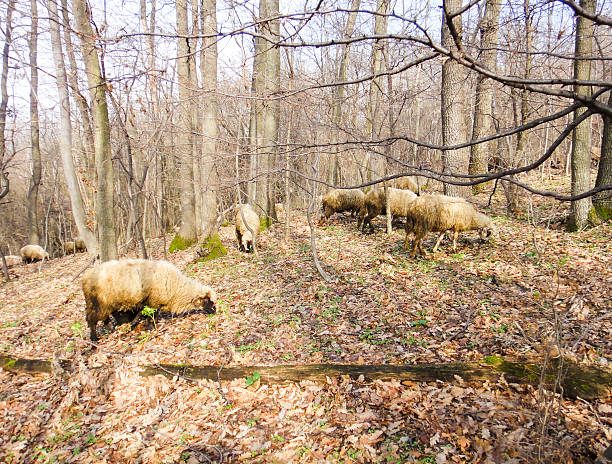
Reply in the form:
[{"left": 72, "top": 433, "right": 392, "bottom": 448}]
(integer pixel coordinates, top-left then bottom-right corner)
[
  {"left": 65, "top": 241, "right": 75, "bottom": 254},
  {"left": 321, "top": 189, "right": 365, "bottom": 221},
  {"left": 361, "top": 188, "right": 417, "bottom": 232},
  {"left": 75, "top": 238, "right": 87, "bottom": 252},
  {"left": 82, "top": 259, "right": 217, "bottom": 340},
  {"left": 235, "top": 204, "right": 260, "bottom": 253},
  {"left": 383, "top": 176, "right": 418, "bottom": 193},
  {"left": 20, "top": 245, "right": 49, "bottom": 263}
]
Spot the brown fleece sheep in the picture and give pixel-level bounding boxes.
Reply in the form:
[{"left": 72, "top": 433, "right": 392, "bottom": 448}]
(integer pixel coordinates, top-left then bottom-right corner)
[
  {"left": 75, "top": 238, "right": 87, "bottom": 252},
  {"left": 383, "top": 176, "right": 419, "bottom": 193},
  {"left": 20, "top": 245, "right": 50, "bottom": 263},
  {"left": 360, "top": 188, "right": 417, "bottom": 233},
  {"left": 404, "top": 194, "right": 495, "bottom": 258},
  {"left": 320, "top": 188, "right": 365, "bottom": 224},
  {"left": 64, "top": 241, "right": 75, "bottom": 254},
  {"left": 235, "top": 204, "right": 260, "bottom": 253},
  {"left": 82, "top": 259, "right": 217, "bottom": 341}
]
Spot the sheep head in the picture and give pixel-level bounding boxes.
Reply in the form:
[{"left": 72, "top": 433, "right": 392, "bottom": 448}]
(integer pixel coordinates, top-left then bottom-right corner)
[
  {"left": 192, "top": 287, "right": 217, "bottom": 314},
  {"left": 479, "top": 224, "right": 497, "bottom": 241}
]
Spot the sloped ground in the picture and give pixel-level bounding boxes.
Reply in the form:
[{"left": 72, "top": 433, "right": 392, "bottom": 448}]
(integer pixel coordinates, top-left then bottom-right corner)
[{"left": 0, "top": 178, "right": 610, "bottom": 463}]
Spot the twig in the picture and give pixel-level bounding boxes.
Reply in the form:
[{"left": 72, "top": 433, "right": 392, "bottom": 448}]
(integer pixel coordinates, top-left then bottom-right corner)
[{"left": 71, "top": 255, "right": 96, "bottom": 282}]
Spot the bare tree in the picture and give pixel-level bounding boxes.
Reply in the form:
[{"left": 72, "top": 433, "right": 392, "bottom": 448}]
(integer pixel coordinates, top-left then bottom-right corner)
[
  {"left": 170, "top": 0, "right": 198, "bottom": 251},
  {"left": 594, "top": 92, "right": 612, "bottom": 220},
  {"left": 46, "top": 0, "right": 98, "bottom": 255},
  {"left": 441, "top": 0, "right": 470, "bottom": 197},
  {"left": 73, "top": 0, "right": 117, "bottom": 260},
  {"left": 469, "top": 0, "right": 500, "bottom": 195},
  {"left": 568, "top": 0, "right": 596, "bottom": 231}
]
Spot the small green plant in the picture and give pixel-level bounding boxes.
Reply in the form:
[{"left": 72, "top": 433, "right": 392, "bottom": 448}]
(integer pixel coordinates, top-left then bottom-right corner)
[
  {"left": 246, "top": 371, "right": 261, "bottom": 387},
  {"left": 247, "top": 417, "right": 260, "bottom": 428},
  {"left": 70, "top": 321, "right": 83, "bottom": 337},
  {"left": 298, "top": 446, "right": 311, "bottom": 457},
  {"left": 271, "top": 435, "right": 284, "bottom": 442},
  {"left": 412, "top": 319, "right": 427, "bottom": 327},
  {"left": 137, "top": 333, "right": 149, "bottom": 344},
  {"left": 141, "top": 306, "right": 157, "bottom": 329}
]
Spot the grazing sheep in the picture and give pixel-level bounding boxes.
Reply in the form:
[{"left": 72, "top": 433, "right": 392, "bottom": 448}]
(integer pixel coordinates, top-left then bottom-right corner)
[
  {"left": 4, "top": 255, "right": 21, "bottom": 267},
  {"left": 360, "top": 188, "right": 417, "bottom": 233},
  {"left": 235, "top": 204, "right": 260, "bottom": 253},
  {"left": 82, "top": 259, "right": 217, "bottom": 341},
  {"left": 20, "top": 244, "right": 50, "bottom": 263},
  {"left": 74, "top": 238, "right": 87, "bottom": 253},
  {"left": 320, "top": 188, "right": 365, "bottom": 224},
  {"left": 404, "top": 194, "right": 495, "bottom": 258},
  {"left": 64, "top": 241, "right": 75, "bottom": 254},
  {"left": 275, "top": 202, "right": 285, "bottom": 218},
  {"left": 383, "top": 176, "right": 419, "bottom": 193}
]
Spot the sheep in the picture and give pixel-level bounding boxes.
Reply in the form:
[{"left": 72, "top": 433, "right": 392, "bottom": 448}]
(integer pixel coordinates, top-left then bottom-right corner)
[
  {"left": 82, "top": 259, "right": 217, "bottom": 341},
  {"left": 382, "top": 176, "right": 419, "bottom": 193},
  {"left": 404, "top": 194, "right": 495, "bottom": 258},
  {"left": 275, "top": 202, "right": 285, "bottom": 219},
  {"left": 235, "top": 204, "right": 260, "bottom": 253},
  {"left": 320, "top": 188, "right": 365, "bottom": 224},
  {"left": 20, "top": 244, "right": 50, "bottom": 263},
  {"left": 64, "top": 241, "right": 75, "bottom": 254},
  {"left": 360, "top": 187, "right": 417, "bottom": 233},
  {"left": 74, "top": 238, "right": 87, "bottom": 253}
]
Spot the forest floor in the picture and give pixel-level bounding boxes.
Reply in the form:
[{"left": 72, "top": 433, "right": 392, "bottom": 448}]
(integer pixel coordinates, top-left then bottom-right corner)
[{"left": 0, "top": 174, "right": 611, "bottom": 463}]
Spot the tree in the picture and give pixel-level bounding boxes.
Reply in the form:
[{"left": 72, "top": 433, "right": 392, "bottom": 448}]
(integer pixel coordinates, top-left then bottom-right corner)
[
  {"left": 469, "top": 0, "right": 500, "bottom": 195},
  {"left": 26, "top": 0, "right": 42, "bottom": 245},
  {"left": 170, "top": 0, "right": 198, "bottom": 251},
  {"left": 567, "top": 0, "right": 596, "bottom": 231},
  {"left": 594, "top": 92, "right": 612, "bottom": 220},
  {"left": 441, "top": 0, "right": 470, "bottom": 197},
  {"left": 46, "top": 0, "right": 97, "bottom": 255},
  {"left": 72, "top": 0, "right": 117, "bottom": 260}
]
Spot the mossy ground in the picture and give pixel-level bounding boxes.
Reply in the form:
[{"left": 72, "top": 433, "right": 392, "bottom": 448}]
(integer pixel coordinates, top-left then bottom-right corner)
[
  {"left": 196, "top": 234, "right": 227, "bottom": 262},
  {"left": 168, "top": 234, "right": 196, "bottom": 253}
]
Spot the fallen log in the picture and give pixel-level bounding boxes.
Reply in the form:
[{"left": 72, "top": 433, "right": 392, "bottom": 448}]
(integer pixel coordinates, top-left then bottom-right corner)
[{"left": 1, "top": 354, "right": 610, "bottom": 400}]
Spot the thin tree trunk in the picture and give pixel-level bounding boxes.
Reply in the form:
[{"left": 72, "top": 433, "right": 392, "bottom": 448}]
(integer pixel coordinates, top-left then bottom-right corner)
[
  {"left": 594, "top": 92, "right": 612, "bottom": 220},
  {"left": 249, "top": 31, "right": 264, "bottom": 208},
  {"left": 27, "top": 0, "right": 41, "bottom": 245},
  {"left": 46, "top": 0, "right": 97, "bottom": 256},
  {"left": 72, "top": 0, "right": 117, "bottom": 260},
  {"left": 0, "top": 0, "right": 17, "bottom": 169},
  {"left": 568, "top": 0, "right": 596, "bottom": 231},
  {"left": 170, "top": 0, "right": 198, "bottom": 250},
  {"left": 469, "top": 0, "right": 500, "bottom": 194},
  {"left": 441, "top": 0, "right": 470, "bottom": 197}
]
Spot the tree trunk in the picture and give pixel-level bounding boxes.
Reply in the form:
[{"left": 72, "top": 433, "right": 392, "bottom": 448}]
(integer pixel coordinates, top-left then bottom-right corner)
[
  {"left": 594, "top": 92, "right": 612, "bottom": 220},
  {"left": 441, "top": 0, "right": 470, "bottom": 197},
  {"left": 0, "top": 0, "right": 16, "bottom": 170},
  {"left": 26, "top": 0, "right": 41, "bottom": 245},
  {"left": 1, "top": 355, "right": 609, "bottom": 401},
  {"left": 469, "top": 0, "right": 500, "bottom": 194},
  {"left": 46, "top": 0, "right": 98, "bottom": 256},
  {"left": 197, "top": 0, "right": 226, "bottom": 260},
  {"left": 72, "top": 0, "right": 118, "bottom": 260},
  {"left": 366, "top": 0, "right": 389, "bottom": 183},
  {"left": 328, "top": 0, "right": 361, "bottom": 187},
  {"left": 170, "top": 0, "right": 198, "bottom": 251},
  {"left": 567, "top": 0, "right": 596, "bottom": 231}
]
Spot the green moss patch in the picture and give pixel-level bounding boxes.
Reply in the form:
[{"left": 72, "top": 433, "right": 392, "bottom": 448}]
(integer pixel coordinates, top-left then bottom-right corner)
[
  {"left": 196, "top": 234, "right": 228, "bottom": 262},
  {"left": 169, "top": 234, "right": 196, "bottom": 253},
  {"left": 260, "top": 217, "right": 272, "bottom": 232}
]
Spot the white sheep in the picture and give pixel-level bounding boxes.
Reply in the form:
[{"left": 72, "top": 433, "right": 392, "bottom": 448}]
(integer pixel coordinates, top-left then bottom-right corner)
[
  {"left": 360, "top": 188, "right": 417, "bottom": 233},
  {"left": 320, "top": 189, "right": 365, "bottom": 224},
  {"left": 382, "top": 176, "right": 419, "bottom": 193},
  {"left": 404, "top": 194, "right": 495, "bottom": 257},
  {"left": 20, "top": 244, "right": 50, "bottom": 263},
  {"left": 235, "top": 204, "right": 260, "bottom": 253},
  {"left": 82, "top": 259, "right": 217, "bottom": 341}
]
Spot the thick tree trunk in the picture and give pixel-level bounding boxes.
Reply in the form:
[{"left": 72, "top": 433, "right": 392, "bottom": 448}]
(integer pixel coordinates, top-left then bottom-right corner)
[
  {"left": 441, "top": 0, "right": 470, "bottom": 197},
  {"left": 46, "top": 0, "right": 98, "bottom": 256},
  {"left": 170, "top": 0, "right": 198, "bottom": 251},
  {"left": 72, "top": 0, "right": 117, "bottom": 260},
  {"left": 594, "top": 92, "right": 612, "bottom": 220},
  {"left": 567, "top": 0, "right": 596, "bottom": 231},
  {"left": 1, "top": 355, "right": 609, "bottom": 400},
  {"left": 249, "top": 29, "right": 265, "bottom": 211},
  {"left": 469, "top": 0, "right": 500, "bottom": 194},
  {"left": 26, "top": 0, "right": 41, "bottom": 245}
]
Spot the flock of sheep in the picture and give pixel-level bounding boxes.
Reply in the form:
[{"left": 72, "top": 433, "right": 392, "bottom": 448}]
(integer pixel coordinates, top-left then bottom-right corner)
[
  {"left": 319, "top": 177, "right": 496, "bottom": 258},
  {"left": 7, "top": 178, "right": 495, "bottom": 340}
]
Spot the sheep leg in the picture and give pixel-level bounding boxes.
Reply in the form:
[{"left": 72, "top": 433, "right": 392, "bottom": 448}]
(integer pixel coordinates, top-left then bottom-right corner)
[
  {"left": 130, "top": 311, "right": 143, "bottom": 330},
  {"left": 452, "top": 231, "right": 459, "bottom": 252},
  {"left": 236, "top": 230, "right": 245, "bottom": 252},
  {"left": 432, "top": 232, "right": 445, "bottom": 252}
]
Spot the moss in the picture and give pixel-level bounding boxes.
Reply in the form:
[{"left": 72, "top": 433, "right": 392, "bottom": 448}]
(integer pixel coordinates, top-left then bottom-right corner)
[
  {"left": 483, "top": 355, "right": 503, "bottom": 365},
  {"left": 169, "top": 234, "right": 196, "bottom": 253},
  {"left": 260, "top": 216, "right": 271, "bottom": 232},
  {"left": 594, "top": 200, "right": 612, "bottom": 221},
  {"left": 195, "top": 234, "right": 227, "bottom": 262}
]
